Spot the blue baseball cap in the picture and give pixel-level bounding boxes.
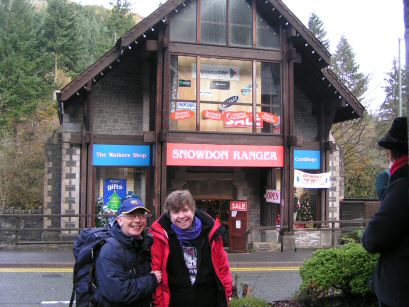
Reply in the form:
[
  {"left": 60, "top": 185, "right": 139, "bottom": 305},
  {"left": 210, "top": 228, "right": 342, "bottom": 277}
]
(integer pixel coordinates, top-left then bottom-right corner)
[{"left": 117, "top": 198, "right": 151, "bottom": 215}]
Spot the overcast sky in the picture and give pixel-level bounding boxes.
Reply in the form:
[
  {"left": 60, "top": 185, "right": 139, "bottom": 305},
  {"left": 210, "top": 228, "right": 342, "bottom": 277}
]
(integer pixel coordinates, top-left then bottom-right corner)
[{"left": 74, "top": 0, "right": 405, "bottom": 113}]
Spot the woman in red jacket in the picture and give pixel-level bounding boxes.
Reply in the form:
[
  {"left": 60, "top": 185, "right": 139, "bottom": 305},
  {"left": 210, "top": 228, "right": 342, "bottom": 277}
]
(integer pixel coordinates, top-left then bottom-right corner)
[{"left": 150, "top": 190, "right": 232, "bottom": 307}]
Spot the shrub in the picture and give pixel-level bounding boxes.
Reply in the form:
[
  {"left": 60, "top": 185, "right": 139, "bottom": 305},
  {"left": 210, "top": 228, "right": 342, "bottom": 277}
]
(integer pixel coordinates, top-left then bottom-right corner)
[
  {"left": 338, "top": 229, "right": 364, "bottom": 245},
  {"left": 230, "top": 296, "right": 271, "bottom": 307},
  {"left": 297, "top": 243, "right": 378, "bottom": 305}
]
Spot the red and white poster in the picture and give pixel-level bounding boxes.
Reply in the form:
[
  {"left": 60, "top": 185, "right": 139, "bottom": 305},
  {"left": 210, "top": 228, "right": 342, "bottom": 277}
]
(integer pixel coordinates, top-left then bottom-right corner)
[
  {"left": 170, "top": 110, "right": 194, "bottom": 120},
  {"left": 294, "top": 169, "right": 331, "bottom": 188},
  {"left": 223, "top": 111, "right": 262, "bottom": 128},
  {"left": 230, "top": 201, "right": 247, "bottom": 211},
  {"left": 166, "top": 143, "right": 284, "bottom": 167}
]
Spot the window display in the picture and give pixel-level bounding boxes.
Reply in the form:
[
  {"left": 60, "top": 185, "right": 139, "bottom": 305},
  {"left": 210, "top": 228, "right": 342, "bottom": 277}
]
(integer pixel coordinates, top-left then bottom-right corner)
[
  {"left": 95, "top": 167, "right": 146, "bottom": 225},
  {"left": 169, "top": 55, "right": 281, "bottom": 134}
]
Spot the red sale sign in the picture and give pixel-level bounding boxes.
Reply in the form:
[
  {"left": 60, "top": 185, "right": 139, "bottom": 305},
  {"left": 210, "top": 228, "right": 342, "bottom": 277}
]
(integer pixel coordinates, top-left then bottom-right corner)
[
  {"left": 166, "top": 143, "right": 284, "bottom": 167},
  {"left": 230, "top": 201, "right": 247, "bottom": 211}
]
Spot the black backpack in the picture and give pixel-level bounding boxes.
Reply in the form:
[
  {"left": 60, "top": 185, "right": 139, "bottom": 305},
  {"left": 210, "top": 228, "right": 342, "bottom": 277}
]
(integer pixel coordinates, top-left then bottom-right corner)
[{"left": 69, "top": 226, "right": 118, "bottom": 307}]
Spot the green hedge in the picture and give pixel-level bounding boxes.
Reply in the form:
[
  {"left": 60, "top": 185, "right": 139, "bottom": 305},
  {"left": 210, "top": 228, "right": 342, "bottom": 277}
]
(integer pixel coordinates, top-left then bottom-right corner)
[
  {"left": 230, "top": 296, "right": 271, "bottom": 307},
  {"left": 297, "top": 243, "right": 378, "bottom": 305}
]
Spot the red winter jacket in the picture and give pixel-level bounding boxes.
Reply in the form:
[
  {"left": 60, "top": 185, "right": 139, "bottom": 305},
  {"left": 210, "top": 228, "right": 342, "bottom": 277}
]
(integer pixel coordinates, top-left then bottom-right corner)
[{"left": 149, "top": 210, "right": 232, "bottom": 307}]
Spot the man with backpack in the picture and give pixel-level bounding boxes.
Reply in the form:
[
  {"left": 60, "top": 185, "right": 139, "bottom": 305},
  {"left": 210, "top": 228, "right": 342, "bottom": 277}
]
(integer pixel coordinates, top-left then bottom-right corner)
[{"left": 93, "top": 196, "right": 162, "bottom": 306}]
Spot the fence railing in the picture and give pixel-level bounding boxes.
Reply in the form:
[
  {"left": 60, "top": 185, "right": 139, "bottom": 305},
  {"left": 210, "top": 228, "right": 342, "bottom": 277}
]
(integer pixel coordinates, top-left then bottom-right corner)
[{"left": 0, "top": 213, "right": 371, "bottom": 248}]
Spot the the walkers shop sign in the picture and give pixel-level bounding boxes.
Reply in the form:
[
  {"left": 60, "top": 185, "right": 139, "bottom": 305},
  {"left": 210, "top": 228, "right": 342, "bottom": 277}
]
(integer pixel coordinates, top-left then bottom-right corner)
[{"left": 166, "top": 143, "right": 284, "bottom": 167}]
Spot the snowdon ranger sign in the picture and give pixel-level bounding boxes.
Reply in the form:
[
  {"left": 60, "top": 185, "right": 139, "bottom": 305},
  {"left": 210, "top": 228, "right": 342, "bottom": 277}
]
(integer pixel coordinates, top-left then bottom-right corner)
[{"left": 166, "top": 143, "right": 284, "bottom": 167}]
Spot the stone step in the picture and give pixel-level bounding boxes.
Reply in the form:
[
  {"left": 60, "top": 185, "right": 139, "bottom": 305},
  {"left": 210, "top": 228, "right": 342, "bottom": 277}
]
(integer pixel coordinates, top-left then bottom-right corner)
[{"left": 252, "top": 241, "right": 281, "bottom": 251}]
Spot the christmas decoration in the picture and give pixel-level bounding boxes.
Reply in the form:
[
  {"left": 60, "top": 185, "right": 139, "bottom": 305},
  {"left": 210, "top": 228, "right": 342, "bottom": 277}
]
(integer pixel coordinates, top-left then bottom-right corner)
[{"left": 297, "top": 191, "right": 313, "bottom": 221}]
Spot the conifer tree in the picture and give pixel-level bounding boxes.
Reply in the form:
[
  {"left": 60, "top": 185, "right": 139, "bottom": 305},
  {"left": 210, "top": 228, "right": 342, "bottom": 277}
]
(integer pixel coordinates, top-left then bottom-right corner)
[
  {"left": 308, "top": 13, "right": 330, "bottom": 50},
  {"left": 42, "top": 0, "right": 87, "bottom": 83},
  {"left": 378, "top": 58, "right": 408, "bottom": 120},
  {"left": 0, "top": 0, "right": 50, "bottom": 126}
]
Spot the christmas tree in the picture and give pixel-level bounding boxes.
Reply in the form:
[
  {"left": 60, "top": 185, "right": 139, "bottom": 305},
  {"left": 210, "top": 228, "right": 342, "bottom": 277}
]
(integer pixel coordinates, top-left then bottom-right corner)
[{"left": 297, "top": 191, "right": 313, "bottom": 221}]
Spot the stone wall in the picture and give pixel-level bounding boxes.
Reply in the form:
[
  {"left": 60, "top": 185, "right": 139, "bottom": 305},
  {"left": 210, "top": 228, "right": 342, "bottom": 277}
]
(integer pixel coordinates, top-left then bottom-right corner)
[
  {"left": 0, "top": 207, "right": 43, "bottom": 243},
  {"left": 294, "top": 86, "right": 319, "bottom": 142},
  {"left": 92, "top": 56, "right": 145, "bottom": 135}
]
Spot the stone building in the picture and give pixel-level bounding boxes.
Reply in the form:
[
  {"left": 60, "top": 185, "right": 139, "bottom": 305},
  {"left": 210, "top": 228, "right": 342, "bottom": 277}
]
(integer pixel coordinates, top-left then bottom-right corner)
[{"left": 46, "top": 0, "right": 364, "bottom": 250}]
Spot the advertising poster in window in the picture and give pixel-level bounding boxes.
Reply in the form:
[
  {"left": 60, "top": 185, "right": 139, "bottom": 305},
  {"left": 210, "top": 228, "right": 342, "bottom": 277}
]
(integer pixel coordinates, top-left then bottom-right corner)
[{"left": 103, "top": 179, "right": 127, "bottom": 212}]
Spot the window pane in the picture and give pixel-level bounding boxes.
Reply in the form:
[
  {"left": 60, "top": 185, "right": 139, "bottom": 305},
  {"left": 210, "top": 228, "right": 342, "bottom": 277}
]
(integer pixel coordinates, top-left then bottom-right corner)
[
  {"left": 169, "top": 56, "right": 197, "bottom": 131},
  {"left": 201, "top": 0, "right": 227, "bottom": 45},
  {"left": 170, "top": 1, "right": 197, "bottom": 43},
  {"left": 256, "top": 62, "right": 281, "bottom": 134},
  {"left": 230, "top": 0, "right": 252, "bottom": 47},
  {"left": 198, "top": 57, "right": 253, "bottom": 132},
  {"left": 256, "top": 10, "right": 280, "bottom": 49}
]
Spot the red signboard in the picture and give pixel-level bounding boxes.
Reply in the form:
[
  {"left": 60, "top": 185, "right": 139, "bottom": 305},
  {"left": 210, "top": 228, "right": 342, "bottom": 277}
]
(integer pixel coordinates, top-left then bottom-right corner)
[
  {"left": 230, "top": 201, "right": 248, "bottom": 211},
  {"left": 170, "top": 110, "right": 194, "bottom": 120},
  {"left": 202, "top": 110, "right": 222, "bottom": 120},
  {"left": 166, "top": 143, "right": 284, "bottom": 167}
]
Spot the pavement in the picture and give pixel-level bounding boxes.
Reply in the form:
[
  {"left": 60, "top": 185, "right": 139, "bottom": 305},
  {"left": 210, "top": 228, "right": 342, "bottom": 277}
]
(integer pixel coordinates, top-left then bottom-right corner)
[{"left": 0, "top": 245, "right": 315, "bottom": 268}]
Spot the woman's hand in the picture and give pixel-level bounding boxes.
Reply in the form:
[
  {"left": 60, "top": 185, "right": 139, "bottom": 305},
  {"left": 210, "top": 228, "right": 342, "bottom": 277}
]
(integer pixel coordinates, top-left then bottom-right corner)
[{"left": 151, "top": 270, "right": 162, "bottom": 283}]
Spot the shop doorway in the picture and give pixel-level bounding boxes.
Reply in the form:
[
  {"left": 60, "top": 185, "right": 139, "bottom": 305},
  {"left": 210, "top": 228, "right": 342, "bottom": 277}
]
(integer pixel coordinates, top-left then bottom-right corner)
[{"left": 196, "top": 200, "right": 230, "bottom": 247}]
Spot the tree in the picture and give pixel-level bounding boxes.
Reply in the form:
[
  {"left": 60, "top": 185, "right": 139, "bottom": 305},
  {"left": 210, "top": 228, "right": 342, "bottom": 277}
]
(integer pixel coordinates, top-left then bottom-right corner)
[
  {"left": 331, "top": 36, "right": 369, "bottom": 102},
  {"left": 378, "top": 58, "right": 408, "bottom": 120},
  {"left": 308, "top": 13, "right": 330, "bottom": 50},
  {"left": 329, "top": 36, "right": 383, "bottom": 198},
  {"left": 0, "top": 0, "right": 51, "bottom": 126},
  {"left": 107, "top": 0, "right": 135, "bottom": 43},
  {"left": 42, "top": 0, "right": 87, "bottom": 84}
]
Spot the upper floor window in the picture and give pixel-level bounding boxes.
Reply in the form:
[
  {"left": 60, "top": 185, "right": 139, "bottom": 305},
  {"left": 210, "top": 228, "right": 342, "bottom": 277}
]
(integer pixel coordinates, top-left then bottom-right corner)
[
  {"left": 201, "top": 0, "right": 227, "bottom": 45},
  {"left": 169, "top": 0, "right": 280, "bottom": 49},
  {"left": 170, "top": 0, "right": 197, "bottom": 43}
]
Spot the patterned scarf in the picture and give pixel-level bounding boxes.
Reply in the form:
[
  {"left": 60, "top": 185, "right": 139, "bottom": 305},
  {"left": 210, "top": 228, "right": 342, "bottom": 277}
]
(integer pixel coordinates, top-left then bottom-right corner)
[{"left": 171, "top": 216, "right": 202, "bottom": 243}]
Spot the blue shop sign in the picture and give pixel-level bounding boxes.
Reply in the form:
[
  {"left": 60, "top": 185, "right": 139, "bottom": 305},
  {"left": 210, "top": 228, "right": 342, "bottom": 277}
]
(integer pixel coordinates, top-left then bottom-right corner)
[
  {"left": 93, "top": 144, "right": 150, "bottom": 166},
  {"left": 294, "top": 150, "right": 320, "bottom": 170}
]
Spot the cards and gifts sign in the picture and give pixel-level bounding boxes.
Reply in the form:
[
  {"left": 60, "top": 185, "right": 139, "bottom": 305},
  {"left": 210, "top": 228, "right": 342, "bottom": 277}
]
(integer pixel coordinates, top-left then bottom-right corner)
[
  {"left": 103, "top": 179, "right": 127, "bottom": 211},
  {"left": 294, "top": 169, "right": 331, "bottom": 188}
]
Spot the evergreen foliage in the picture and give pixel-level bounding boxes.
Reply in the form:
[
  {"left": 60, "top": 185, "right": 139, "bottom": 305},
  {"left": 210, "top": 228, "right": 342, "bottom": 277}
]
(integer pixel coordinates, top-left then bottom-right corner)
[
  {"left": 0, "top": 0, "right": 51, "bottom": 126},
  {"left": 331, "top": 36, "right": 369, "bottom": 102},
  {"left": 297, "top": 244, "right": 378, "bottom": 305},
  {"left": 308, "top": 13, "right": 330, "bottom": 50},
  {"left": 378, "top": 58, "right": 408, "bottom": 120}
]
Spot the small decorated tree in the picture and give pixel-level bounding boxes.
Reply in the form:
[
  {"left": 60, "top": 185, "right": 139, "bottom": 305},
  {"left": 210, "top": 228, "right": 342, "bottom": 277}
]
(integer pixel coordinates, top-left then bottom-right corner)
[{"left": 297, "top": 191, "right": 313, "bottom": 221}]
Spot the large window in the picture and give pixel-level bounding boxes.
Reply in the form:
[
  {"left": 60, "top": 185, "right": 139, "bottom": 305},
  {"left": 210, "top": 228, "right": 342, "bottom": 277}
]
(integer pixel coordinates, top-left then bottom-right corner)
[
  {"left": 169, "top": 55, "right": 281, "bottom": 134},
  {"left": 169, "top": 0, "right": 281, "bottom": 49}
]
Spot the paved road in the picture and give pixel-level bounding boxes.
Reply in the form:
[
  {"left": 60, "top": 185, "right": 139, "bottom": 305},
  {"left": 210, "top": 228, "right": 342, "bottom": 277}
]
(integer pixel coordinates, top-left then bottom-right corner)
[{"left": 0, "top": 267, "right": 301, "bottom": 306}]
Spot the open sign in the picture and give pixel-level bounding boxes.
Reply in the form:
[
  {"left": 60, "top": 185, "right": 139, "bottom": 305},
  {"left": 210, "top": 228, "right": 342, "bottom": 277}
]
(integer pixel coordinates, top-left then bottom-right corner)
[
  {"left": 265, "top": 189, "right": 280, "bottom": 204},
  {"left": 230, "top": 201, "right": 247, "bottom": 211}
]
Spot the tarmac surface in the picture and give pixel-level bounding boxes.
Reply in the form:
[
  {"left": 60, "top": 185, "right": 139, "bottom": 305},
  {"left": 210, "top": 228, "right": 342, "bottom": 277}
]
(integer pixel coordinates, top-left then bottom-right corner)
[{"left": 0, "top": 245, "right": 315, "bottom": 268}]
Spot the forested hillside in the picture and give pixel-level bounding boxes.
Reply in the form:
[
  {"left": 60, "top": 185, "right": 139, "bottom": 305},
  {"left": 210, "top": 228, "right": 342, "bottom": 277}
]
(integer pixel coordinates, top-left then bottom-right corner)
[{"left": 0, "top": 0, "right": 139, "bottom": 208}]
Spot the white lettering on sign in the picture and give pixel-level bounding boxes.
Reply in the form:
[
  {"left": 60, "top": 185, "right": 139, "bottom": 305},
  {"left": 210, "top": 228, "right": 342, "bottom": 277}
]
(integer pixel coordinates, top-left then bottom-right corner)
[
  {"left": 172, "top": 149, "right": 229, "bottom": 160},
  {"left": 233, "top": 151, "right": 277, "bottom": 160},
  {"left": 265, "top": 189, "right": 280, "bottom": 204},
  {"left": 230, "top": 201, "right": 247, "bottom": 211}
]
